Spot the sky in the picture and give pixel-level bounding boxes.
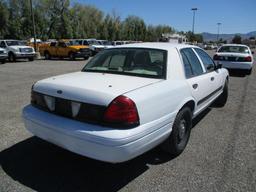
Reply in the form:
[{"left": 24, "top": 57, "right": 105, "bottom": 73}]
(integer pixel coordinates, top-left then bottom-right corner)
[{"left": 73, "top": 0, "right": 256, "bottom": 34}]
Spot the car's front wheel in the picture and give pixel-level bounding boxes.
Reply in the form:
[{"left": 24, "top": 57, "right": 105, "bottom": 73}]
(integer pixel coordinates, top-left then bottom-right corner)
[
  {"left": 161, "top": 107, "right": 192, "bottom": 156},
  {"left": 44, "top": 51, "right": 51, "bottom": 60},
  {"left": 8, "top": 52, "right": 16, "bottom": 62}
]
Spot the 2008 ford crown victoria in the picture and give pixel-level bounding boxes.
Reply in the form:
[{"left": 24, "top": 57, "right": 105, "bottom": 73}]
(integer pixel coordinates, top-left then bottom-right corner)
[{"left": 22, "top": 43, "right": 229, "bottom": 163}]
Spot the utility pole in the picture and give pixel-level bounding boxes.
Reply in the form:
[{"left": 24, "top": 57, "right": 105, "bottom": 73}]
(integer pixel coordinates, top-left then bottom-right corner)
[
  {"left": 217, "top": 22, "right": 222, "bottom": 42},
  {"left": 30, "top": 0, "right": 37, "bottom": 52},
  {"left": 191, "top": 8, "right": 198, "bottom": 34}
]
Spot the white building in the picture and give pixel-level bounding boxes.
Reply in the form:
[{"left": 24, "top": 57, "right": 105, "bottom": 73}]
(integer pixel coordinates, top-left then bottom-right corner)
[{"left": 161, "top": 33, "right": 188, "bottom": 44}]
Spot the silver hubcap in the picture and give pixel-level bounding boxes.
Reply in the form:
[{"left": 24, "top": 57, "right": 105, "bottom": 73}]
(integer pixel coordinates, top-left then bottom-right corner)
[{"left": 179, "top": 119, "right": 186, "bottom": 140}]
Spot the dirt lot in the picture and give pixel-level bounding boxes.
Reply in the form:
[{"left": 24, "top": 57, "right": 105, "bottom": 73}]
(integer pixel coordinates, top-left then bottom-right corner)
[{"left": 0, "top": 52, "right": 256, "bottom": 192}]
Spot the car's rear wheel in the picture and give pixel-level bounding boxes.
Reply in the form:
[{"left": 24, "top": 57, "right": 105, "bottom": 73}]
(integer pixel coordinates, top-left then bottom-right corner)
[
  {"left": 84, "top": 56, "right": 89, "bottom": 60},
  {"left": 69, "top": 52, "right": 75, "bottom": 60},
  {"left": 1, "top": 59, "right": 5, "bottom": 64},
  {"left": 161, "top": 107, "right": 192, "bottom": 156},
  {"left": 246, "top": 68, "right": 252, "bottom": 75},
  {"left": 214, "top": 80, "right": 228, "bottom": 107}
]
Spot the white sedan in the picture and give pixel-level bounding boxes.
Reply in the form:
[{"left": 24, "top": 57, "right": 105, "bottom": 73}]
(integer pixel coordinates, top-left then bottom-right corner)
[
  {"left": 22, "top": 43, "right": 229, "bottom": 163},
  {"left": 214, "top": 44, "right": 254, "bottom": 74}
]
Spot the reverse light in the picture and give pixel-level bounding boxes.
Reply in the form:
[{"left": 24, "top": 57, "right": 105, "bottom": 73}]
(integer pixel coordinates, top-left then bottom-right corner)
[
  {"left": 71, "top": 101, "right": 81, "bottom": 117},
  {"left": 103, "top": 95, "right": 139, "bottom": 127},
  {"left": 44, "top": 95, "right": 55, "bottom": 111}
]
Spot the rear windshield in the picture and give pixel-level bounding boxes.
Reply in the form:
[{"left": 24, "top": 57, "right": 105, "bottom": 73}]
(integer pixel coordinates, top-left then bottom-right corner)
[
  {"left": 218, "top": 46, "right": 250, "bottom": 54},
  {"left": 82, "top": 48, "right": 167, "bottom": 79}
]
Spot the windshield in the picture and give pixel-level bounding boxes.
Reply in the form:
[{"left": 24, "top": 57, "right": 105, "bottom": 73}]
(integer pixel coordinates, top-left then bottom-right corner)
[
  {"left": 218, "top": 46, "right": 250, "bottom": 54},
  {"left": 6, "top": 41, "right": 24, "bottom": 46},
  {"left": 82, "top": 48, "right": 167, "bottom": 79}
]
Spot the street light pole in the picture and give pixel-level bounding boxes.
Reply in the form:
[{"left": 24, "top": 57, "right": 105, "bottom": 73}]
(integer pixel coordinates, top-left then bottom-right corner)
[
  {"left": 191, "top": 8, "right": 198, "bottom": 34},
  {"left": 217, "top": 22, "right": 222, "bottom": 42},
  {"left": 30, "top": 0, "right": 37, "bottom": 52}
]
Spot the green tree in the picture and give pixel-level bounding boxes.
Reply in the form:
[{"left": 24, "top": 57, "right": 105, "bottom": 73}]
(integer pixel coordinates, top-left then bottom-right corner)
[
  {"left": 232, "top": 35, "right": 242, "bottom": 44},
  {"left": 122, "top": 16, "right": 146, "bottom": 41},
  {"left": 0, "top": 0, "right": 9, "bottom": 38}
]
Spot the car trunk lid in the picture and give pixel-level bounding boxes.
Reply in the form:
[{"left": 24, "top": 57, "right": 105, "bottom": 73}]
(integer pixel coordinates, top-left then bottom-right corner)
[{"left": 33, "top": 71, "right": 162, "bottom": 106}]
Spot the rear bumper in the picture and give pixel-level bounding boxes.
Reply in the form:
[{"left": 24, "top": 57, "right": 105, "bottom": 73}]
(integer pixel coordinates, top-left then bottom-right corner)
[
  {"left": 215, "top": 60, "right": 253, "bottom": 70},
  {"left": 22, "top": 105, "right": 173, "bottom": 163}
]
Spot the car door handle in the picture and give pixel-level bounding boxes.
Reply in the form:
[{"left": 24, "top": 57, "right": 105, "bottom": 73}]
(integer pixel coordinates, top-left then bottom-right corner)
[
  {"left": 211, "top": 77, "right": 215, "bottom": 81},
  {"left": 192, "top": 84, "right": 198, "bottom": 89}
]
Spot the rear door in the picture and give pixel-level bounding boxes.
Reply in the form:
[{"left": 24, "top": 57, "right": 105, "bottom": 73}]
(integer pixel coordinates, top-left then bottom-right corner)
[
  {"left": 193, "top": 48, "right": 223, "bottom": 97},
  {"left": 180, "top": 48, "right": 215, "bottom": 114},
  {"left": 50, "top": 42, "right": 57, "bottom": 56}
]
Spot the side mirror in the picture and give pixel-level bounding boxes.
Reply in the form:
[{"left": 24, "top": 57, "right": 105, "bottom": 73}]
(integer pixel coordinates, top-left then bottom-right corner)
[
  {"left": 215, "top": 63, "right": 222, "bottom": 70},
  {"left": 207, "top": 64, "right": 215, "bottom": 71}
]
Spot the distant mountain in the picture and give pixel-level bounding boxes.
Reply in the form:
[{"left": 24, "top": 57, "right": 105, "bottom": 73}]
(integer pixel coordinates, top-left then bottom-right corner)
[{"left": 201, "top": 31, "right": 256, "bottom": 42}]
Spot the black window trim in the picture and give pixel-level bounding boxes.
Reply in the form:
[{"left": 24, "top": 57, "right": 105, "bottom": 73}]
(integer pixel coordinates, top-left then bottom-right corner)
[
  {"left": 180, "top": 47, "right": 205, "bottom": 79},
  {"left": 192, "top": 47, "right": 216, "bottom": 74}
]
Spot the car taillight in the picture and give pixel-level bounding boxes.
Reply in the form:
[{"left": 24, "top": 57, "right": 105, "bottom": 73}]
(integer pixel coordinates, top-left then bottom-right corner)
[
  {"left": 103, "top": 95, "right": 139, "bottom": 127},
  {"left": 213, "top": 54, "right": 220, "bottom": 60},
  {"left": 244, "top": 56, "right": 252, "bottom": 62}
]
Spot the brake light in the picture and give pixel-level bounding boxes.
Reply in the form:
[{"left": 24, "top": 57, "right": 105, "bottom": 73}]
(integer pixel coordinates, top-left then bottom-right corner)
[
  {"left": 244, "top": 56, "right": 252, "bottom": 62},
  {"left": 213, "top": 54, "right": 220, "bottom": 60},
  {"left": 103, "top": 95, "right": 139, "bottom": 127}
]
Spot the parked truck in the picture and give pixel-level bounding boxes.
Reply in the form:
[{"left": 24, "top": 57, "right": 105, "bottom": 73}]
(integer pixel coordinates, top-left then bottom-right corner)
[{"left": 39, "top": 40, "right": 91, "bottom": 60}]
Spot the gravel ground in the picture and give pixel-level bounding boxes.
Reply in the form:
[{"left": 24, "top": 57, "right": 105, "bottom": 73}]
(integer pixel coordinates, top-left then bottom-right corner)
[{"left": 0, "top": 52, "right": 255, "bottom": 192}]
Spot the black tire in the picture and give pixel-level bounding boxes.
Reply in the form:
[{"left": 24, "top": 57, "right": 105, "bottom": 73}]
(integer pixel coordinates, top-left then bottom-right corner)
[
  {"left": 28, "top": 57, "right": 34, "bottom": 61},
  {"left": 161, "top": 107, "right": 192, "bottom": 156},
  {"left": 44, "top": 51, "right": 51, "bottom": 60},
  {"left": 69, "top": 52, "right": 75, "bottom": 60},
  {"left": 1, "top": 59, "right": 5, "bottom": 64},
  {"left": 84, "top": 56, "right": 89, "bottom": 60},
  {"left": 8, "top": 52, "right": 16, "bottom": 62},
  {"left": 246, "top": 69, "right": 252, "bottom": 75},
  {"left": 214, "top": 80, "right": 228, "bottom": 107}
]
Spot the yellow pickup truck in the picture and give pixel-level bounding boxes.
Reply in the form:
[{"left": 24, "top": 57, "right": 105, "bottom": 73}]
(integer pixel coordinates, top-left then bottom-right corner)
[{"left": 39, "top": 40, "right": 91, "bottom": 60}]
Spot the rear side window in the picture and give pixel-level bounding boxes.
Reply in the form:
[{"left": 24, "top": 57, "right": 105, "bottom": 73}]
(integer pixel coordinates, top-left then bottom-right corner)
[
  {"left": 83, "top": 41, "right": 89, "bottom": 46},
  {"left": 194, "top": 48, "right": 215, "bottom": 72},
  {"left": 180, "top": 48, "right": 203, "bottom": 77},
  {"left": 180, "top": 51, "right": 193, "bottom": 78}
]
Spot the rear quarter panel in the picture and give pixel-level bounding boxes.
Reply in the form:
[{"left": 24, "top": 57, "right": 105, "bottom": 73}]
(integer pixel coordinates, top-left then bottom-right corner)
[{"left": 125, "top": 80, "right": 194, "bottom": 127}]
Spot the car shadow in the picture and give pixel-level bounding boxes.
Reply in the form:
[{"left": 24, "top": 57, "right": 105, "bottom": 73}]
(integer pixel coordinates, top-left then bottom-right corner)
[
  {"left": 0, "top": 137, "right": 174, "bottom": 192},
  {"left": 192, "top": 108, "right": 211, "bottom": 128},
  {"left": 0, "top": 110, "right": 210, "bottom": 192},
  {"left": 227, "top": 69, "right": 248, "bottom": 77}
]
